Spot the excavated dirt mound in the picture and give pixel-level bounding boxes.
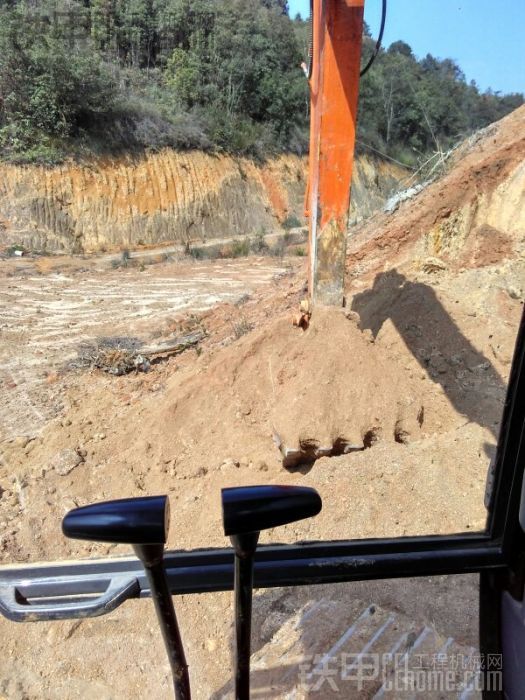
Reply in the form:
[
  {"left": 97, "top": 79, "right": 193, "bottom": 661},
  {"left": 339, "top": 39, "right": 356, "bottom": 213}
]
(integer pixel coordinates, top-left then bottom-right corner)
[
  {"left": 142, "top": 305, "right": 451, "bottom": 471},
  {"left": 0, "top": 286, "right": 487, "bottom": 564}
]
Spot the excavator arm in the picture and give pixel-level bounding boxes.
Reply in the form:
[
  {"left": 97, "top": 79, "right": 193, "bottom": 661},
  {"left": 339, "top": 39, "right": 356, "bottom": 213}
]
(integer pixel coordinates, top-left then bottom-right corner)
[{"left": 306, "top": 0, "right": 365, "bottom": 306}]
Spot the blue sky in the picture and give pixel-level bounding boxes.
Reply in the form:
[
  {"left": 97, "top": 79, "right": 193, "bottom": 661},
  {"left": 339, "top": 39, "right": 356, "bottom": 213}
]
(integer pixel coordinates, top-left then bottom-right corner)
[{"left": 288, "top": 0, "right": 525, "bottom": 95}]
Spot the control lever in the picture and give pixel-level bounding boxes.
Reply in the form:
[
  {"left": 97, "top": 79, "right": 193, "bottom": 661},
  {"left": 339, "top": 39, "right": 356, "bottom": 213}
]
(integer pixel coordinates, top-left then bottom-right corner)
[
  {"left": 222, "top": 485, "right": 322, "bottom": 699},
  {"left": 62, "top": 495, "right": 191, "bottom": 700}
]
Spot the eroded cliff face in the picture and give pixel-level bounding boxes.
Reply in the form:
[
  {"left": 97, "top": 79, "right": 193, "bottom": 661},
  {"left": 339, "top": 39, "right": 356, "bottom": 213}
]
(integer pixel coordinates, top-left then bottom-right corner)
[
  {"left": 0, "top": 150, "right": 403, "bottom": 253},
  {"left": 350, "top": 155, "right": 407, "bottom": 223}
]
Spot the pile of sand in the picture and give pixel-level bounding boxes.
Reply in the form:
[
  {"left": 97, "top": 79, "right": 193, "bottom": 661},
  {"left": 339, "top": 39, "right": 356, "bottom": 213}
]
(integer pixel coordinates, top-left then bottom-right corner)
[{"left": 131, "top": 304, "right": 453, "bottom": 472}]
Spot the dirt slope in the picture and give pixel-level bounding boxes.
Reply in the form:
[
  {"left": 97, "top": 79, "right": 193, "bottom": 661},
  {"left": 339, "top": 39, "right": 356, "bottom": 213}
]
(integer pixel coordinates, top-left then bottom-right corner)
[
  {"left": 0, "top": 152, "right": 306, "bottom": 253},
  {"left": 347, "top": 105, "right": 525, "bottom": 281}
]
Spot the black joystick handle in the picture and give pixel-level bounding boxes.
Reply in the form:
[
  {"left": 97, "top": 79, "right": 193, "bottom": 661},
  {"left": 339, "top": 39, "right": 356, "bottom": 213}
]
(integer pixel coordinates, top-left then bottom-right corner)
[
  {"left": 222, "top": 485, "right": 322, "bottom": 700},
  {"left": 63, "top": 496, "right": 191, "bottom": 700}
]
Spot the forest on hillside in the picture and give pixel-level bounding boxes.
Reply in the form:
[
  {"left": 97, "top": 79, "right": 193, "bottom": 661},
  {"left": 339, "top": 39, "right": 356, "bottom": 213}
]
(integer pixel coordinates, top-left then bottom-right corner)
[{"left": 0, "top": 0, "right": 522, "bottom": 165}]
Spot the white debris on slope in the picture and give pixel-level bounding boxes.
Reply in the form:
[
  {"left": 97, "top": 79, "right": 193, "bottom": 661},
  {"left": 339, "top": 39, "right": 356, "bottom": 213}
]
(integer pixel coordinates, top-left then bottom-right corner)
[{"left": 384, "top": 181, "right": 431, "bottom": 214}]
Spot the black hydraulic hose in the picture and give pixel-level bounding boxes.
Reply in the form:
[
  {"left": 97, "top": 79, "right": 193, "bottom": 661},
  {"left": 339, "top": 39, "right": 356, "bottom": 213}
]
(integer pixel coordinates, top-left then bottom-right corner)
[
  {"left": 304, "top": 0, "right": 387, "bottom": 80},
  {"left": 306, "top": 0, "right": 314, "bottom": 79},
  {"left": 360, "top": 0, "right": 387, "bottom": 77}
]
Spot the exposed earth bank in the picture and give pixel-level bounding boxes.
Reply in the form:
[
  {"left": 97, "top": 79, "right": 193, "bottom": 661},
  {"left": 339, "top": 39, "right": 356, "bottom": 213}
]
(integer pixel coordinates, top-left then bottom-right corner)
[{"left": 0, "top": 152, "right": 404, "bottom": 254}]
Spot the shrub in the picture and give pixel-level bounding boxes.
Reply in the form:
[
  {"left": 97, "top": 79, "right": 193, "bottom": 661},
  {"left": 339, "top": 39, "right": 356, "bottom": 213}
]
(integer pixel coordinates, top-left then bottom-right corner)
[
  {"left": 251, "top": 231, "right": 269, "bottom": 254},
  {"left": 187, "top": 246, "right": 208, "bottom": 260},
  {"left": 231, "top": 315, "right": 253, "bottom": 339},
  {"left": 230, "top": 238, "right": 251, "bottom": 258},
  {"left": 0, "top": 13, "right": 117, "bottom": 160},
  {"left": 282, "top": 214, "right": 302, "bottom": 230},
  {"left": 270, "top": 237, "right": 286, "bottom": 258}
]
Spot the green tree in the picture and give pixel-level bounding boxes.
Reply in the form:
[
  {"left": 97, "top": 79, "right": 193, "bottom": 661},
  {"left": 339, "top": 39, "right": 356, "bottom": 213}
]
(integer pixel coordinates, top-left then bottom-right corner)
[
  {"left": 0, "top": 5, "right": 116, "bottom": 158},
  {"left": 91, "top": 0, "right": 116, "bottom": 50},
  {"left": 163, "top": 0, "right": 307, "bottom": 153},
  {"left": 0, "top": 0, "right": 522, "bottom": 162}
]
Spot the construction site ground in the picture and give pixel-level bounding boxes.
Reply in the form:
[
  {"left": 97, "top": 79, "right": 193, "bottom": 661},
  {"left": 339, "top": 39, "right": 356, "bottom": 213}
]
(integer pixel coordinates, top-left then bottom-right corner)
[{"left": 0, "top": 106, "right": 524, "bottom": 698}]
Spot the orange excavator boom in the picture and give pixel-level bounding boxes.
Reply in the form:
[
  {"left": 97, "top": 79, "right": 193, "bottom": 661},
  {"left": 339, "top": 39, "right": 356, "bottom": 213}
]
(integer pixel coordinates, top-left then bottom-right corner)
[{"left": 306, "top": 0, "right": 365, "bottom": 306}]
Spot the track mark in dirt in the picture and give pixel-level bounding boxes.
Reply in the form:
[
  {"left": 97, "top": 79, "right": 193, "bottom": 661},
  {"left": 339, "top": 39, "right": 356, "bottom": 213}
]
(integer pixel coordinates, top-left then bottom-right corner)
[{"left": 0, "top": 259, "right": 286, "bottom": 439}]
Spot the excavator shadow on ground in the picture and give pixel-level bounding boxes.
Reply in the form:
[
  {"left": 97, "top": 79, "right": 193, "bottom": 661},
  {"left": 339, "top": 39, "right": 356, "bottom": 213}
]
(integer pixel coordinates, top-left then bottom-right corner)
[{"left": 351, "top": 269, "right": 506, "bottom": 456}]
